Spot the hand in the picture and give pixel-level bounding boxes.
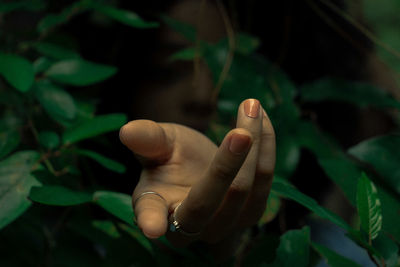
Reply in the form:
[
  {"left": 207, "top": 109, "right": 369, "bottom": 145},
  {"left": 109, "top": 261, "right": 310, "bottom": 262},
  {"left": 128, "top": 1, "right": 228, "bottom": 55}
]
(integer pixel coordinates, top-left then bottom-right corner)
[{"left": 119, "top": 99, "right": 275, "bottom": 246}]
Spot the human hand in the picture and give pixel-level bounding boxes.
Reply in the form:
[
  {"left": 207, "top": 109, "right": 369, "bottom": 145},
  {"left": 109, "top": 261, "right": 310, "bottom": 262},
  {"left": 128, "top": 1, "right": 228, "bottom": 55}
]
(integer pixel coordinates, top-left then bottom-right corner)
[{"left": 119, "top": 99, "right": 275, "bottom": 246}]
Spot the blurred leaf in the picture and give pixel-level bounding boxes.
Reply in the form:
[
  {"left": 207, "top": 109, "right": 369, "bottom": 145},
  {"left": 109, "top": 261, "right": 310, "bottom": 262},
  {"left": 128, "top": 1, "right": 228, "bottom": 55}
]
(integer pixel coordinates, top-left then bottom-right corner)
[
  {"left": 76, "top": 149, "right": 126, "bottom": 173},
  {"left": 35, "top": 81, "right": 77, "bottom": 123},
  {"left": 235, "top": 33, "right": 260, "bottom": 55},
  {"left": 29, "top": 185, "right": 92, "bottom": 206},
  {"left": 0, "top": 53, "right": 34, "bottom": 92},
  {"left": 258, "top": 191, "right": 281, "bottom": 226},
  {"left": 118, "top": 223, "right": 154, "bottom": 254},
  {"left": 0, "top": 151, "right": 41, "bottom": 229},
  {"left": 349, "top": 134, "right": 400, "bottom": 194},
  {"left": 372, "top": 233, "right": 399, "bottom": 267},
  {"left": 33, "top": 42, "right": 80, "bottom": 60},
  {"left": 0, "top": 129, "right": 20, "bottom": 159},
  {"left": 169, "top": 47, "right": 197, "bottom": 62},
  {"left": 357, "top": 173, "right": 382, "bottom": 242},
  {"left": 93, "top": 191, "right": 134, "bottom": 226},
  {"left": 33, "top": 57, "right": 53, "bottom": 74},
  {"left": 0, "top": 0, "right": 45, "bottom": 13},
  {"left": 272, "top": 178, "right": 352, "bottom": 232},
  {"left": 269, "top": 227, "right": 310, "bottom": 267},
  {"left": 161, "top": 16, "right": 196, "bottom": 42},
  {"left": 242, "top": 233, "right": 280, "bottom": 265},
  {"left": 300, "top": 78, "right": 400, "bottom": 110},
  {"left": 92, "top": 220, "right": 120, "bottom": 238},
  {"left": 45, "top": 59, "right": 117, "bottom": 86},
  {"left": 38, "top": 131, "right": 60, "bottom": 150},
  {"left": 62, "top": 113, "right": 127, "bottom": 144},
  {"left": 37, "top": 0, "right": 91, "bottom": 33},
  {"left": 311, "top": 242, "right": 361, "bottom": 267},
  {"left": 93, "top": 4, "right": 159, "bottom": 28}
]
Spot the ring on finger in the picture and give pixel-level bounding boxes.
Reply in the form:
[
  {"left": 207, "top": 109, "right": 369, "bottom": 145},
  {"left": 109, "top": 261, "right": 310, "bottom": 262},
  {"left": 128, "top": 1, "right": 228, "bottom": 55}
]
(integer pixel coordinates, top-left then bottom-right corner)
[
  {"left": 133, "top": 191, "right": 166, "bottom": 207},
  {"left": 169, "top": 203, "right": 201, "bottom": 238}
]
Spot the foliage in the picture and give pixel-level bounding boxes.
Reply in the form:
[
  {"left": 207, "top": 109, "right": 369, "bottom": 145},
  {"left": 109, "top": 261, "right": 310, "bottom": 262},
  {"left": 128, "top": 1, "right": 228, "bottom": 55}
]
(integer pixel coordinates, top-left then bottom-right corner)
[{"left": 1, "top": 0, "right": 400, "bottom": 266}]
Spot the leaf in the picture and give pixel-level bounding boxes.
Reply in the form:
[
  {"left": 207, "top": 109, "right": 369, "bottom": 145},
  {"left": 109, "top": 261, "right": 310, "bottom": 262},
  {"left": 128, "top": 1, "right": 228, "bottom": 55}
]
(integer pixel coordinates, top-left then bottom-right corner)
[
  {"left": 372, "top": 234, "right": 399, "bottom": 267},
  {"left": 235, "top": 33, "right": 260, "bottom": 55},
  {"left": 38, "top": 131, "right": 60, "bottom": 150},
  {"left": 92, "top": 220, "right": 120, "bottom": 238},
  {"left": 45, "top": 59, "right": 117, "bottom": 86},
  {"left": 62, "top": 113, "right": 127, "bottom": 144},
  {"left": 33, "top": 42, "right": 80, "bottom": 60},
  {"left": 349, "top": 134, "right": 400, "bottom": 194},
  {"left": 0, "top": 129, "right": 20, "bottom": 159},
  {"left": 93, "top": 4, "right": 159, "bottom": 28},
  {"left": 357, "top": 173, "right": 382, "bottom": 242},
  {"left": 34, "top": 81, "right": 77, "bottom": 123},
  {"left": 118, "top": 223, "right": 154, "bottom": 254},
  {"left": 33, "top": 57, "right": 53, "bottom": 74},
  {"left": 269, "top": 227, "right": 310, "bottom": 267},
  {"left": 76, "top": 149, "right": 126, "bottom": 173},
  {"left": 0, "top": 0, "right": 45, "bottom": 13},
  {"left": 271, "top": 178, "right": 353, "bottom": 232},
  {"left": 0, "top": 53, "right": 34, "bottom": 92},
  {"left": 311, "top": 242, "right": 362, "bottom": 267},
  {"left": 0, "top": 151, "right": 41, "bottom": 229},
  {"left": 258, "top": 191, "right": 281, "bottom": 226},
  {"left": 169, "top": 47, "right": 197, "bottom": 62},
  {"left": 93, "top": 191, "right": 134, "bottom": 226},
  {"left": 300, "top": 78, "right": 400, "bottom": 110},
  {"left": 29, "top": 185, "right": 92, "bottom": 206},
  {"left": 161, "top": 16, "right": 196, "bottom": 42}
]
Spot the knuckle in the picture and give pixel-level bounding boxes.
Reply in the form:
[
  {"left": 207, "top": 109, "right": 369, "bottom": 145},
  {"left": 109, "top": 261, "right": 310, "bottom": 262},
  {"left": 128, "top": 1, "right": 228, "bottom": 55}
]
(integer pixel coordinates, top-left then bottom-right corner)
[
  {"left": 211, "top": 162, "right": 234, "bottom": 181},
  {"left": 227, "top": 180, "right": 251, "bottom": 199}
]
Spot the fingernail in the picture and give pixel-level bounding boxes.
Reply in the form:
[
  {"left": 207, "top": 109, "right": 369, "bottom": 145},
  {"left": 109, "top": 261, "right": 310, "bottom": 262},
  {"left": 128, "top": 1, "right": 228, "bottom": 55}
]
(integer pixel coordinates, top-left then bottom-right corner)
[
  {"left": 229, "top": 133, "right": 251, "bottom": 154},
  {"left": 244, "top": 99, "right": 260, "bottom": 118}
]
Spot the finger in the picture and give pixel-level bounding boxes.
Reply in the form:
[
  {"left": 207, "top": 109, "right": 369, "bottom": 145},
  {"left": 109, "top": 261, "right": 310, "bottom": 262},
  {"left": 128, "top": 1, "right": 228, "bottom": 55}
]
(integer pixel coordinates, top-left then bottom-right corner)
[
  {"left": 133, "top": 191, "right": 169, "bottom": 239},
  {"left": 201, "top": 99, "right": 263, "bottom": 241},
  {"left": 238, "top": 108, "right": 276, "bottom": 228},
  {"left": 174, "top": 128, "right": 252, "bottom": 234},
  {"left": 119, "top": 120, "right": 175, "bottom": 163}
]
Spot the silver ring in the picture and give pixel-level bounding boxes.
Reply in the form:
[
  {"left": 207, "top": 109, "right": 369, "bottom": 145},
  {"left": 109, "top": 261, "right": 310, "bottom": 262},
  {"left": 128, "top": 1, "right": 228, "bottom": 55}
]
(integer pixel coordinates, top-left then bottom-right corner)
[
  {"left": 169, "top": 203, "right": 201, "bottom": 237},
  {"left": 133, "top": 191, "right": 166, "bottom": 207}
]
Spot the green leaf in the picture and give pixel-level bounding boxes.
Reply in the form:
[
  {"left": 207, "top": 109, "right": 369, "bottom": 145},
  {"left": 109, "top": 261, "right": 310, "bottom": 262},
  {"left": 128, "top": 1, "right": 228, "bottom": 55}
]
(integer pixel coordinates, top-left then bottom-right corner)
[
  {"left": 258, "top": 191, "right": 281, "bottom": 226},
  {"left": 269, "top": 227, "right": 310, "bottom": 267},
  {"left": 169, "top": 47, "right": 197, "bottom": 62},
  {"left": 0, "top": 0, "right": 45, "bottom": 13},
  {"left": 93, "top": 4, "right": 159, "bottom": 28},
  {"left": 0, "top": 151, "right": 41, "bottom": 229},
  {"left": 372, "top": 234, "right": 399, "bottom": 267},
  {"left": 0, "top": 129, "right": 20, "bottom": 159},
  {"left": 38, "top": 131, "right": 60, "bottom": 150},
  {"left": 33, "top": 57, "right": 53, "bottom": 74},
  {"left": 349, "top": 134, "right": 400, "bottom": 194},
  {"left": 34, "top": 81, "right": 77, "bottom": 123},
  {"left": 311, "top": 242, "right": 362, "bottom": 267},
  {"left": 92, "top": 220, "right": 120, "bottom": 238},
  {"left": 62, "top": 113, "right": 127, "bottom": 144},
  {"left": 118, "top": 223, "right": 154, "bottom": 254},
  {"left": 235, "top": 33, "right": 260, "bottom": 55},
  {"left": 93, "top": 191, "right": 134, "bottom": 226},
  {"left": 357, "top": 173, "right": 382, "bottom": 242},
  {"left": 161, "top": 16, "right": 196, "bottom": 42},
  {"left": 300, "top": 78, "right": 400, "bottom": 110},
  {"left": 0, "top": 53, "right": 34, "bottom": 92},
  {"left": 45, "top": 59, "right": 117, "bottom": 86},
  {"left": 33, "top": 42, "right": 80, "bottom": 60},
  {"left": 272, "top": 178, "right": 353, "bottom": 232},
  {"left": 76, "top": 149, "right": 126, "bottom": 173},
  {"left": 29, "top": 185, "right": 92, "bottom": 206}
]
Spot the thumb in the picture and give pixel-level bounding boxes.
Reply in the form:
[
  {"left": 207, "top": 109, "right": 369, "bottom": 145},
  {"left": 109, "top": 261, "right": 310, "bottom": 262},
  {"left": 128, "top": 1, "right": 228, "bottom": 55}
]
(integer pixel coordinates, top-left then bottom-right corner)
[{"left": 119, "top": 120, "right": 174, "bottom": 162}]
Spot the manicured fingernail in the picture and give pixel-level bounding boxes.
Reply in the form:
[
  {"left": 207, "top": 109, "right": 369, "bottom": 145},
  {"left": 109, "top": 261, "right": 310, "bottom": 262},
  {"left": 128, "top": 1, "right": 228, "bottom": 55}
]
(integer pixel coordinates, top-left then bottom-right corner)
[
  {"left": 229, "top": 133, "right": 251, "bottom": 154},
  {"left": 244, "top": 99, "right": 260, "bottom": 118}
]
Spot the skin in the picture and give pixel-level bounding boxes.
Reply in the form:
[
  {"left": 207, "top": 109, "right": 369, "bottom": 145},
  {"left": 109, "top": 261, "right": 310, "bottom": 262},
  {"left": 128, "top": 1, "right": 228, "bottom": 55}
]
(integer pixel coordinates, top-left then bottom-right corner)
[{"left": 119, "top": 99, "right": 276, "bottom": 249}]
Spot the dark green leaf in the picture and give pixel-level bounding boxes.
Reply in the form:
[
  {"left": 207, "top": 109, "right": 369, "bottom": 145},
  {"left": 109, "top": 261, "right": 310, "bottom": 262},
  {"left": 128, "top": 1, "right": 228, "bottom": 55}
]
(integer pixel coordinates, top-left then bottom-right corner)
[
  {"left": 62, "top": 113, "right": 127, "bottom": 144},
  {"left": 35, "top": 81, "right": 77, "bottom": 123},
  {"left": 300, "top": 78, "right": 400, "bottom": 110},
  {"left": 93, "top": 191, "right": 134, "bottom": 226},
  {"left": 169, "top": 47, "right": 197, "bottom": 62},
  {"left": 357, "top": 173, "right": 382, "bottom": 242},
  {"left": 349, "top": 134, "right": 400, "bottom": 194},
  {"left": 118, "top": 223, "right": 154, "bottom": 253},
  {"left": 94, "top": 4, "right": 159, "bottom": 28},
  {"left": 0, "top": 53, "right": 34, "bottom": 92},
  {"left": 33, "top": 57, "right": 53, "bottom": 74},
  {"left": 33, "top": 42, "right": 80, "bottom": 60},
  {"left": 29, "top": 185, "right": 92, "bottom": 206},
  {"left": 161, "top": 16, "right": 196, "bottom": 42},
  {"left": 38, "top": 131, "right": 60, "bottom": 150},
  {"left": 269, "top": 227, "right": 310, "bottom": 267},
  {"left": 0, "top": 0, "right": 45, "bottom": 13},
  {"left": 235, "top": 33, "right": 260, "bottom": 55},
  {"left": 76, "top": 149, "right": 126, "bottom": 173},
  {"left": 0, "top": 151, "right": 41, "bottom": 229},
  {"left": 312, "top": 242, "right": 361, "bottom": 267},
  {"left": 372, "top": 234, "right": 399, "bottom": 267},
  {"left": 0, "top": 129, "right": 20, "bottom": 159},
  {"left": 45, "top": 59, "right": 117, "bottom": 86},
  {"left": 272, "top": 178, "right": 353, "bottom": 232},
  {"left": 92, "top": 220, "right": 120, "bottom": 238}
]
